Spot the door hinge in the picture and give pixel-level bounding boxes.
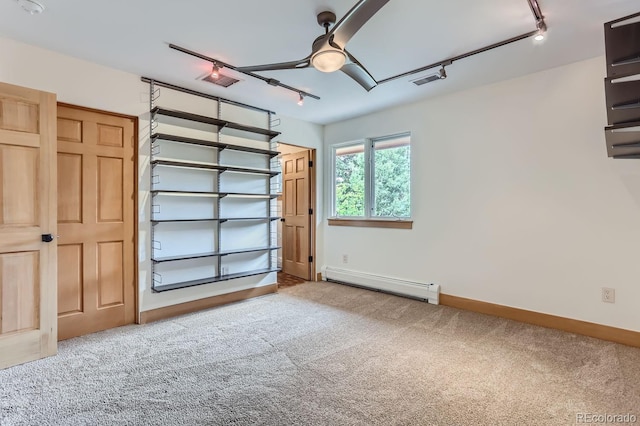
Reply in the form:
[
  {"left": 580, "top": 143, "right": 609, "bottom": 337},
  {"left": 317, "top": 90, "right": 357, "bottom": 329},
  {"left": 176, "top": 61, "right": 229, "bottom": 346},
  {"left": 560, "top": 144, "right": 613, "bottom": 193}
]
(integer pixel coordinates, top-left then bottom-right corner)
[
  {"left": 308, "top": 256, "right": 313, "bottom": 262},
  {"left": 309, "top": 160, "right": 313, "bottom": 167},
  {"left": 309, "top": 208, "right": 313, "bottom": 215}
]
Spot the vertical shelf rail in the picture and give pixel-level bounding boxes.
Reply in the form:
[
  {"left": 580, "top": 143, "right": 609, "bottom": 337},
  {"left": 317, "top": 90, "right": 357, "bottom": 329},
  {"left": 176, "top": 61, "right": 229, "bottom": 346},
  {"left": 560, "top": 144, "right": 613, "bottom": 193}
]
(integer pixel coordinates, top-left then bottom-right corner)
[
  {"left": 216, "top": 100, "right": 223, "bottom": 278},
  {"left": 149, "top": 80, "right": 160, "bottom": 290},
  {"left": 269, "top": 112, "right": 280, "bottom": 272}
]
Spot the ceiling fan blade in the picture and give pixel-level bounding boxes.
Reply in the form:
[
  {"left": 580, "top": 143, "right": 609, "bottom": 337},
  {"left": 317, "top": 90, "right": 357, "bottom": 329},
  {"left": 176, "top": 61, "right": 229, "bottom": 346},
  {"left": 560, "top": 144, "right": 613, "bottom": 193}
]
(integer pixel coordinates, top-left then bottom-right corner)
[
  {"left": 341, "top": 50, "right": 377, "bottom": 91},
  {"left": 237, "top": 57, "right": 311, "bottom": 72},
  {"left": 328, "top": 0, "right": 390, "bottom": 48}
]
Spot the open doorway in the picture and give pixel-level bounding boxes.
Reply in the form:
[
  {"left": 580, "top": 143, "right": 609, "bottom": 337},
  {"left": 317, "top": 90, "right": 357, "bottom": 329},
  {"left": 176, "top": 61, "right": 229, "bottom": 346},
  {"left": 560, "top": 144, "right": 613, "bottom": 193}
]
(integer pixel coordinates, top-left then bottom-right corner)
[{"left": 277, "top": 143, "right": 316, "bottom": 285}]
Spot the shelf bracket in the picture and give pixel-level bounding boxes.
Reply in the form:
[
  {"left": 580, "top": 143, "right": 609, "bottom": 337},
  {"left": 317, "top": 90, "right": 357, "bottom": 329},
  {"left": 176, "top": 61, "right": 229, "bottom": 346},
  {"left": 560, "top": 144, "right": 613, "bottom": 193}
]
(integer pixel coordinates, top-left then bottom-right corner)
[
  {"left": 612, "top": 55, "right": 640, "bottom": 68},
  {"left": 612, "top": 141, "right": 640, "bottom": 148},
  {"left": 612, "top": 100, "right": 640, "bottom": 111}
]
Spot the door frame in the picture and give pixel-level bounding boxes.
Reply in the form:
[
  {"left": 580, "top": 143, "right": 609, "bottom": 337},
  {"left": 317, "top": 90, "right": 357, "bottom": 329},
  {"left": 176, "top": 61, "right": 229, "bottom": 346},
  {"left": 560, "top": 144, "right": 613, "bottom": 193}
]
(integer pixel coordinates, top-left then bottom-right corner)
[
  {"left": 278, "top": 144, "right": 317, "bottom": 281},
  {"left": 57, "top": 102, "right": 140, "bottom": 324}
]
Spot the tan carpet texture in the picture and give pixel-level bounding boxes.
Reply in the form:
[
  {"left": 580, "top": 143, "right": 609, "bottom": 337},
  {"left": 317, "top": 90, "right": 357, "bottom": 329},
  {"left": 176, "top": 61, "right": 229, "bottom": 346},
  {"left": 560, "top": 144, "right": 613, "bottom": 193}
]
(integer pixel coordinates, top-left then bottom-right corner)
[{"left": 1, "top": 281, "right": 639, "bottom": 425}]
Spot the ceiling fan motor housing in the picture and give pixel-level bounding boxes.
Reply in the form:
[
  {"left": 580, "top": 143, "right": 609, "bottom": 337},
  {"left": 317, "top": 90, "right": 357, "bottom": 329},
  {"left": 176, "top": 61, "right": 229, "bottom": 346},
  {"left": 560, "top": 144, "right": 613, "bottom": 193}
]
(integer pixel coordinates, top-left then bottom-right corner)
[{"left": 317, "top": 11, "right": 337, "bottom": 29}]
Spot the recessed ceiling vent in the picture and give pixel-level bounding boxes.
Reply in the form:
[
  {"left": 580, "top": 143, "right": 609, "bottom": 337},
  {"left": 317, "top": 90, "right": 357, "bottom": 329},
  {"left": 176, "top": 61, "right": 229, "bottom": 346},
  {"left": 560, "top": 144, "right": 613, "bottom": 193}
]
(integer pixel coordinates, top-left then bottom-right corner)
[
  {"left": 201, "top": 74, "right": 240, "bottom": 88},
  {"left": 411, "top": 67, "right": 447, "bottom": 86}
]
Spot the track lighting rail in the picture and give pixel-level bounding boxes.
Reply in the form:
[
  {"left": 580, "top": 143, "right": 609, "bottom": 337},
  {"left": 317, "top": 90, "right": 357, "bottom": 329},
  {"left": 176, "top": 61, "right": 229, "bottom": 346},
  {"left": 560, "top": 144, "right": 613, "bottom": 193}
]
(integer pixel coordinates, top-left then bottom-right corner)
[
  {"left": 168, "top": 44, "right": 321, "bottom": 101},
  {"left": 163, "top": 0, "right": 546, "bottom": 96},
  {"left": 378, "top": 0, "right": 547, "bottom": 86}
]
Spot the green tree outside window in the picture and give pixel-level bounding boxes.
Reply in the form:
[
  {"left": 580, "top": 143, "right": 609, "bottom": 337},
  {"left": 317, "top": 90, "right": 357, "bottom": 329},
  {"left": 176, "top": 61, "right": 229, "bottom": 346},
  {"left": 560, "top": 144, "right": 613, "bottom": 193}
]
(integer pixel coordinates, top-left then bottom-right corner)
[{"left": 333, "top": 134, "right": 410, "bottom": 218}]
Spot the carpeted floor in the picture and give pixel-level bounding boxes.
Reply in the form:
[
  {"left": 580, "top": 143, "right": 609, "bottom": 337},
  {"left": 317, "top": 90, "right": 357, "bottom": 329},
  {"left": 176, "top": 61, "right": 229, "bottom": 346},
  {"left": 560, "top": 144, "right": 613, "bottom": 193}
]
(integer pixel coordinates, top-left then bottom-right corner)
[{"left": 1, "top": 281, "right": 639, "bottom": 425}]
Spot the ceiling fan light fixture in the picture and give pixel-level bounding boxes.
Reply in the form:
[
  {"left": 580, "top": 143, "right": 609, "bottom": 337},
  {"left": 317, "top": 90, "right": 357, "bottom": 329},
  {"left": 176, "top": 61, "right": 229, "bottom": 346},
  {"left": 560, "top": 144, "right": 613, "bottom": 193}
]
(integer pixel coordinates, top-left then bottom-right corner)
[{"left": 311, "top": 49, "right": 347, "bottom": 73}]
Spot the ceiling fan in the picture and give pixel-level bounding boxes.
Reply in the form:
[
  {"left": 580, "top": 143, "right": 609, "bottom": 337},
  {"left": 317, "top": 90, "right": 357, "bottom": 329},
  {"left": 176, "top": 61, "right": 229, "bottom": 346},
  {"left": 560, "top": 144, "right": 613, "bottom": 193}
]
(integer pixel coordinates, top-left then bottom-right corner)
[{"left": 236, "top": 0, "right": 390, "bottom": 92}]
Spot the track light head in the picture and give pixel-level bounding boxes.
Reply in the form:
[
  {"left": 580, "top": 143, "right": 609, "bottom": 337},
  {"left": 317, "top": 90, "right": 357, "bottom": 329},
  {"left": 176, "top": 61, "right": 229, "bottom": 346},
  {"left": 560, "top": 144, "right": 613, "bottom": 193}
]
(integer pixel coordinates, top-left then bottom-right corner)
[
  {"left": 534, "top": 19, "right": 547, "bottom": 41},
  {"left": 297, "top": 93, "right": 305, "bottom": 106},
  {"left": 211, "top": 63, "right": 220, "bottom": 79}
]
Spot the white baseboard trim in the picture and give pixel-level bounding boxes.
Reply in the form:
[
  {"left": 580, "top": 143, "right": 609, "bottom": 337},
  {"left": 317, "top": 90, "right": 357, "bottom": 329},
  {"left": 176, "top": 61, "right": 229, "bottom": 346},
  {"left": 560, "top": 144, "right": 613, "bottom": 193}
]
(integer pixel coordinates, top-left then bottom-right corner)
[{"left": 322, "top": 266, "right": 440, "bottom": 305}]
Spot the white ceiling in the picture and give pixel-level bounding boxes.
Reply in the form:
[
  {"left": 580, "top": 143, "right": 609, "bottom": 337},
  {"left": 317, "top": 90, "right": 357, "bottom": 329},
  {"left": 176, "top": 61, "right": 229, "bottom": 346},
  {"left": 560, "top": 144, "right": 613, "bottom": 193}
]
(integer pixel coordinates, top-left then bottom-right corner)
[{"left": 0, "top": 0, "right": 638, "bottom": 124}]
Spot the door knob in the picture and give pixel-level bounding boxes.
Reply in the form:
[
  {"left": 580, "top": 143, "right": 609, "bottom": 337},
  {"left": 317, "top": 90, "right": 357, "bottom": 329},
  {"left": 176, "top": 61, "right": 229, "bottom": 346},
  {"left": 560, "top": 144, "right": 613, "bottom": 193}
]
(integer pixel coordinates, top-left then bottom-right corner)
[{"left": 41, "top": 234, "right": 54, "bottom": 243}]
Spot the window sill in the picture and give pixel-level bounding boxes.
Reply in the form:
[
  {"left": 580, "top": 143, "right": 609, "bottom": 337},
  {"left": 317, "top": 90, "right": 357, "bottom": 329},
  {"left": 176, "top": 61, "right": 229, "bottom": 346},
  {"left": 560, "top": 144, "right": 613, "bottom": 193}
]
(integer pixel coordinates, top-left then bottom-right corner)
[{"left": 328, "top": 218, "right": 413, "bottom": 229}]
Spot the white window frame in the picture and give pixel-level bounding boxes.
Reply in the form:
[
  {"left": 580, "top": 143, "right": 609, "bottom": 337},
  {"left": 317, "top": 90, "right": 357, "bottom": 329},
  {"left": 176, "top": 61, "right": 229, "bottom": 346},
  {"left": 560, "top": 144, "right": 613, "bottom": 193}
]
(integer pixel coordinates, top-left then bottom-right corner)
[{"left": 330, "top": 132, "right": 411, "bottom": 220}]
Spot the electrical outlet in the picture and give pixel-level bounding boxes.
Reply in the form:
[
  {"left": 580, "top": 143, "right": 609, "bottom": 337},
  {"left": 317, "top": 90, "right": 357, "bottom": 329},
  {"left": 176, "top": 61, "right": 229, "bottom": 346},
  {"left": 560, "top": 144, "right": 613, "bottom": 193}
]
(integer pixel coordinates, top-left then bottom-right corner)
[
  {"left": 342, "top": 254, "right": 348, "bottom": 264},
  {"left": 602, "top": 287, "right": 615, "bottom": 303}
]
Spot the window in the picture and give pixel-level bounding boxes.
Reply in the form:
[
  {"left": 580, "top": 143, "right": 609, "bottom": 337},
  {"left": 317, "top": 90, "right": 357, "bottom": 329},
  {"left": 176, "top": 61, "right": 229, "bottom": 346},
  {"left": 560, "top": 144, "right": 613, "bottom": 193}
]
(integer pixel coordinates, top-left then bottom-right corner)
[
  {"left": 331, "top": 133, "right": 411, "bottom": 223},
  {"left": 334, "top": 142, "right": 366, "bottom": 217}
]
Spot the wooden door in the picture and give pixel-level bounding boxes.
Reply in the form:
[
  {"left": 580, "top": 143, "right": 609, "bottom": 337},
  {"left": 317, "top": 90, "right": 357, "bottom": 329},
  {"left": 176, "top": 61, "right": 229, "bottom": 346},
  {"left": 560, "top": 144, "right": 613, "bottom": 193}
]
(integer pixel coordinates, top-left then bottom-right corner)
[
  {"left": 0, "top": 82, "right": 57, "bottom": 369},
  {"left": 282, "top": 150, "right": 311, "bottom": 280},
  {"left": 56, "top": 104, "right": 135, "bottom": 340}
]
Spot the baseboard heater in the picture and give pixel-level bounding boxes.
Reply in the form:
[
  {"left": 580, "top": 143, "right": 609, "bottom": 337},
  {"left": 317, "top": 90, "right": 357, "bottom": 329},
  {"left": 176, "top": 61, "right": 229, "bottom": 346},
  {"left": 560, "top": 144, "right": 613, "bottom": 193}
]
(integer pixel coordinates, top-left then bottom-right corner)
[{"left": 323, "top": 267, "right": 440, "bottom": 305}]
